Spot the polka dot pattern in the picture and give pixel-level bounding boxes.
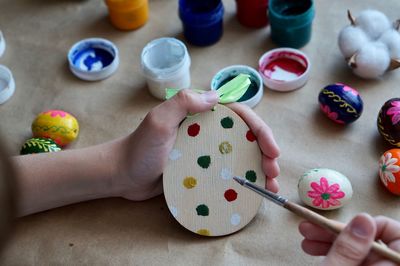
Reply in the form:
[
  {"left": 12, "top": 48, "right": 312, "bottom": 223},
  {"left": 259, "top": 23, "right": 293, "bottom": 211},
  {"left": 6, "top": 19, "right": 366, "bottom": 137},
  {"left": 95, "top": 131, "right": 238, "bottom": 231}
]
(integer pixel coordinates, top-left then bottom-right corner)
[
  {"left": 246, "top": 130, "right": 256, "bottom": 142},
  {"left": 219, "top": 141, "right": 232, "bottom": 154},
  {"left": 220, "top": 116, "right": 234, "bottom": 128},
  {"left": 164, "top": 104, "right": 264, "bottom": 236},
  {"left": 183, "top": 176, "right": 197, "bottom": 189},
  {"left": 197, "top": 155, "right": 211, "bottom": 169},
  {"left": 224, "top": 189, "right": 238, "bottom": 202},
  {"left": 196, "top": 204, "right": 209, "bottom": 216},
  {"left": 245, "top": 170, "right": 257, "bottom": 183},
  {"left": 197, "top": 229, "right": 211, "bottom": 236},
  {"left": 230, "top": 213, "right": 241, "bottom": 226},
  {"left": 187, "top": 123, "right": 200, "bottom": 137}
]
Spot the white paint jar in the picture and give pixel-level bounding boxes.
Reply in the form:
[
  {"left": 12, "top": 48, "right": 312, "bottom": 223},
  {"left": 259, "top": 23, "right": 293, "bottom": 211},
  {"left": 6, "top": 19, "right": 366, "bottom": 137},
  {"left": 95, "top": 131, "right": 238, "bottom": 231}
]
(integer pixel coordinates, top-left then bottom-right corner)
[
  {"left": 0, "top": 65, "right": 15, "bottom": 105},
  {"left": 141, "top": 38, "right": 191, "bottom": 100},
  {"left": 0, "top": 31, "right": 5, "bottom": 58}
]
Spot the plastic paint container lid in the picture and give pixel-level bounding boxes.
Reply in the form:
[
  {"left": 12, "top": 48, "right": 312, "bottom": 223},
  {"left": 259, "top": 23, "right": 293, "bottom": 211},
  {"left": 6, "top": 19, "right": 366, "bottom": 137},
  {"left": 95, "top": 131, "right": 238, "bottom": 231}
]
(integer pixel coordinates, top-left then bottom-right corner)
[
  {"left": 211, "top": 65, "right": 263, "bottom": 108},
  {"left": 0, "top": 31, "right": 5, "bottom": 58},
  {"left": 141, "top": 38, "right": 191, "bottom": 100},
  {"left": 67, "top": 38, "right": 119, "bottom": 81},
  {"left": 0, "top": 65, "right": 15, "bottom": 105},
  {"left": 258, "top": 48, "right": 310, "bottom": 92}
]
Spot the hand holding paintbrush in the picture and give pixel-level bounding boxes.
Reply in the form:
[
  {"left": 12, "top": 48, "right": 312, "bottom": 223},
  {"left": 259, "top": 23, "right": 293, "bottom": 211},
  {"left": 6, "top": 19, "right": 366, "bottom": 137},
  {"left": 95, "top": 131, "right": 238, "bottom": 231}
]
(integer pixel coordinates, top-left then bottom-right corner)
[{"left": 233, "top": 176, "right": 400, "bottom": 265}]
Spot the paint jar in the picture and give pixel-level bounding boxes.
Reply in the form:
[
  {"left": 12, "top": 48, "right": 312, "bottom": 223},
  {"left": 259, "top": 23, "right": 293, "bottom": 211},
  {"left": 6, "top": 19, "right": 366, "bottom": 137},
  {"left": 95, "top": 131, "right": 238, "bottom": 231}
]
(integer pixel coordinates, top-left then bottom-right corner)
[
  {"left": 141, "top": 38, "right": 191, "bottom": 100},
  {"left": 105, "top": 0, "right": 148, "bottom": 30},
  {"left": 268, "top": 0, "right": 315, "bottom": 48},
  {"left": 0, "top": 31, "right": 5, "bottom": 58},
  {"left": 0, "top": 65, "right": 15, "bottom": 105},
  {"left": 68, "top": 38, "right": 119, "bottom": 81},
  {"left": 211, "top": 65, "right": 263, "bottom": 108},
  {"left": 258, "top": 48, "right": 310, "bottom": 92},
  {"left": 235, "top": 0, "right": 269, "bottom": 28},
  {"left": 179, "top": 0, "right": 224, "bottom": 46}
]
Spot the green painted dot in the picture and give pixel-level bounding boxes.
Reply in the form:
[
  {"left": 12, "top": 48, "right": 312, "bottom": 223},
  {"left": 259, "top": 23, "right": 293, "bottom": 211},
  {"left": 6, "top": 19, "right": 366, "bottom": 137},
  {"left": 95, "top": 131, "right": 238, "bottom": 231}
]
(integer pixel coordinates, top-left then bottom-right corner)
[
  {"left": 196, "top": 204, "right": 209, "bottom": 216},
  {"left": 245, "top": 170, "right": 257, "bottom": 183},
  {"left": 197, "top": 155, "right": 211, "bottom": 169},
  {"left": 221, "top": 116, "right": 234, "bottom": 129}
]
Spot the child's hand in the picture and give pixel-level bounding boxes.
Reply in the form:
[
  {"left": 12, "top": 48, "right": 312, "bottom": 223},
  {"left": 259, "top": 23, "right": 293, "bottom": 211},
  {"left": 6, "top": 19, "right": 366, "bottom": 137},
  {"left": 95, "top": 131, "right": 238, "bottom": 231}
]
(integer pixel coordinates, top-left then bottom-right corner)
[
  {"left": 112, "top": 89, "right": 280, "bottom": 201},
  {"left": 299, "top": 214, "right": 400, "bottom": 265}
]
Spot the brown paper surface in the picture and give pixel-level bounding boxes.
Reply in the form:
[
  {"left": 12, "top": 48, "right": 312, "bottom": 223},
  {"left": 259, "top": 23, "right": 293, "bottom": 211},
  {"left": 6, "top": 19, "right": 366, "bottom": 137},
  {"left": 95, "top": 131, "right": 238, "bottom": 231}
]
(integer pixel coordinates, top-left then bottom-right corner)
[{"left": 0, "top": 0, "right": 400, "bottom": 265}]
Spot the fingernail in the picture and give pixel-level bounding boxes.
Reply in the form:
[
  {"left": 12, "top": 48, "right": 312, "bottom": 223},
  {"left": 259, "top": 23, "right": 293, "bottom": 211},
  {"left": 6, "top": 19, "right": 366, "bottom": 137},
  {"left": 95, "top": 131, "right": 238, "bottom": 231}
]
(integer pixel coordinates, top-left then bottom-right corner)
[
  {"left": 201, "top": 90, "right": 219, "bottom": 104},
  {"left": 349, "top": 216, "right": 372, "bottom": 239}
]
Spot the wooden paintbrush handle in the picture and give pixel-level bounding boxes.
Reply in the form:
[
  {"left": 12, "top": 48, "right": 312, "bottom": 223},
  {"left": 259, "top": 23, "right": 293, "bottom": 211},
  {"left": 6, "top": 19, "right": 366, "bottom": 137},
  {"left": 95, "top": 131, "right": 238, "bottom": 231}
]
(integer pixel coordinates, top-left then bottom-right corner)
[{"left": 284, "top": 201, "right": 400, "bottom": 264}]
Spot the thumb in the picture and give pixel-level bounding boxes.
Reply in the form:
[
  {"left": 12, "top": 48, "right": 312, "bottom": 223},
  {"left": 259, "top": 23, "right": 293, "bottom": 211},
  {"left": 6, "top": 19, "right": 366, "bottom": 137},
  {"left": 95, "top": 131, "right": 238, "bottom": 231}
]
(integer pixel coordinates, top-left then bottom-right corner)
[
  {"left": 323, "top": 213, "right": 376, "bottom": 266},
  {"left": 153, "top": 89, "right": 219, "bottom": 127}
]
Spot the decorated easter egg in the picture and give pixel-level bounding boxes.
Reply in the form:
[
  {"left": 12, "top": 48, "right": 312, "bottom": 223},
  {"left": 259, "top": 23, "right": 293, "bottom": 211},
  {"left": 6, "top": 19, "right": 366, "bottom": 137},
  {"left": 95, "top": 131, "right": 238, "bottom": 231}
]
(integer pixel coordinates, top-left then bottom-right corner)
[
  {"left": 377, "top": 98, "right": 400, "bottom": 147},
  {"left": 379, "top": 149, "right": 400, "bottom": 195},
  {"left": 298, "top": 168, "right": 353, "bottom": 210},
  {"left": 164, "top": 104, "right": 264, "bottom": 236},
  {"left": 318, "top": 83, "right": 363, "bottom": 124},
  {"left": 31, "top": 110, "right": 79, "bottom": 146},
  {"left": 20, "top": 137, "right": 61, "bottom": 155}
]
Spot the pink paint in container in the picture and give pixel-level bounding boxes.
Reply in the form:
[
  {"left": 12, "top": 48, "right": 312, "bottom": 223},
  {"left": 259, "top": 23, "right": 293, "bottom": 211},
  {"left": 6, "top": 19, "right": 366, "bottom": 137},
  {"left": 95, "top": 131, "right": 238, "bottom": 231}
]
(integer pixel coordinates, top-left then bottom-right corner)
[{"left": 258, "top": 48, "right": 310, "bottom": 92}]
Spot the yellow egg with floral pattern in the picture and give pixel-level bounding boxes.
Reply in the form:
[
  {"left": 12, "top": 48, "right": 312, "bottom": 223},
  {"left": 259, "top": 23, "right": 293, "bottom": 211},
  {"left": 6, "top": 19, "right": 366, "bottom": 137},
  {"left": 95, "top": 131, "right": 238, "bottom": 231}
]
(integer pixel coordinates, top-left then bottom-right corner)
[{"left": 31, "top": 110, "right": 79, "bottom": 146}]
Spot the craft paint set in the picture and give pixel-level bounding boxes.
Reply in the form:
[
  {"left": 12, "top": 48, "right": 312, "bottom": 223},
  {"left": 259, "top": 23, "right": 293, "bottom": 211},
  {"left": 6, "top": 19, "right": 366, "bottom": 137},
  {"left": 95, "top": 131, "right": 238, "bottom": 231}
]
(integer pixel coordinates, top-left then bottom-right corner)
[{"left": 2, "top": 0, "right": 400, "bottom": 237}]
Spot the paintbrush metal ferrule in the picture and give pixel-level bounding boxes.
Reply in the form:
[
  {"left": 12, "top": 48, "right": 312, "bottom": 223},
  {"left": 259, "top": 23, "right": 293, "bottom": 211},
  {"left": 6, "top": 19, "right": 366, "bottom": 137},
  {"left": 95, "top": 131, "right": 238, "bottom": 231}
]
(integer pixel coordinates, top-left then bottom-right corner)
[{"left": 233, "top": 176, "right": 288, "bottom": 206}]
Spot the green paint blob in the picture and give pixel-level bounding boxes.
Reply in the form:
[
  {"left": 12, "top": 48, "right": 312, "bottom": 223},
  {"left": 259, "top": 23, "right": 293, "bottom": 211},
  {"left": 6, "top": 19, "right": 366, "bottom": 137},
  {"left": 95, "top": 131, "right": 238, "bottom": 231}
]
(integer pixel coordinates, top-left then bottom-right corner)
[
  {"left": 218, "top": 75, "right": 259, "bottom": 102},
  {"left": 196, "top": 204, "right": 209, "bottom": 216},
  {"left": 245, "top": 170, "right": 257, "bottom": 183},
  {"left": 321, "top": 193, "right": 330, "bottom": 200},
  {"left": 220, "top": 117, "right": 234, "bottom": 128},
  {"left": 197, "top": 156, "right": 211, "bottom": 169}
]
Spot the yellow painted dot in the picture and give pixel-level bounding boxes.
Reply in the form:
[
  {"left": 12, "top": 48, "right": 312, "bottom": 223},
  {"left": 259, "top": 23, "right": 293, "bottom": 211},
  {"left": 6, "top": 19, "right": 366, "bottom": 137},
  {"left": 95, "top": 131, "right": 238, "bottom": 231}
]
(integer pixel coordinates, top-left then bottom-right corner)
[
  {"left": 183, "top": 176, "right": 197, "bottom": 189},
  {"left": 219, "top": 141, "right": 232, "bottom": 154},
  {"left": 196, "top": 229, "right": 211, "bottom": 236}
]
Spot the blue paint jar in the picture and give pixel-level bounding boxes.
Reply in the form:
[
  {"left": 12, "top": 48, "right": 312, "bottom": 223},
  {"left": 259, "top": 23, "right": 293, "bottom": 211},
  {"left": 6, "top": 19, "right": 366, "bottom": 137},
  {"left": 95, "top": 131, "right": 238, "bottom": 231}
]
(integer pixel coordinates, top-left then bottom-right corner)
[
  {"left": 268, "top": 0, "right": 315, "bottom": 48},
  {"left": 178, "top": 0, "right": 224, "bottom": 46}
]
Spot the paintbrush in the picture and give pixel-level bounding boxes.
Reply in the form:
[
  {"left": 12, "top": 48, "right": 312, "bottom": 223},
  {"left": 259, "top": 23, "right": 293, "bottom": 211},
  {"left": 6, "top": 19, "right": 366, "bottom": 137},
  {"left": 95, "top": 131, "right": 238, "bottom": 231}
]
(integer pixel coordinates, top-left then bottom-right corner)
[{"left": 233, "top": 176, "right": 400, "bottom": 264}]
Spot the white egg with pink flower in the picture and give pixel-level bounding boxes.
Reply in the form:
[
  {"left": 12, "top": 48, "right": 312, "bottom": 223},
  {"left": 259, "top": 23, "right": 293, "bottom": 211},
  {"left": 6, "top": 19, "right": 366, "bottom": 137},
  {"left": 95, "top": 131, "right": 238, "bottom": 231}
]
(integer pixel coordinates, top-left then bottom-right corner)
[{"left": 298, "top": 168, "right": 353, "bottom": 210}]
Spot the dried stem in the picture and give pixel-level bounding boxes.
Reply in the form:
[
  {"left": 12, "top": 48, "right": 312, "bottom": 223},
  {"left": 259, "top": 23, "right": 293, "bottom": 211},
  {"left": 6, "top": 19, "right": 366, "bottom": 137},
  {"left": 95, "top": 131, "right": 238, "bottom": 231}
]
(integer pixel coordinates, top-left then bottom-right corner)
[
  {"left": 389, "top": 59, "right": 400, "bottom": 71},
  {"left": 347, "top": 10, "right": 355, "bottom": 26}
]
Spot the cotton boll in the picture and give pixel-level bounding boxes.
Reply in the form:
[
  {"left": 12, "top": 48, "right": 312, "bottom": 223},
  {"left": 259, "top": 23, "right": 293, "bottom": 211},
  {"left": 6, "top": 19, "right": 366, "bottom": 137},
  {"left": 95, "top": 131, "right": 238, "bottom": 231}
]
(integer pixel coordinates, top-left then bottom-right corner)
[
  {"left": 379, "top": 29, "right": 400, "bottom": 59},
  {"left": 352, "top": 42, "right": 390, "bottom": 79},
  {"left": 338, "top": 26, "right": 369, "bottom": 58},
  {"left": 356, "top": 10, "right": 391, "bottom": 39}
]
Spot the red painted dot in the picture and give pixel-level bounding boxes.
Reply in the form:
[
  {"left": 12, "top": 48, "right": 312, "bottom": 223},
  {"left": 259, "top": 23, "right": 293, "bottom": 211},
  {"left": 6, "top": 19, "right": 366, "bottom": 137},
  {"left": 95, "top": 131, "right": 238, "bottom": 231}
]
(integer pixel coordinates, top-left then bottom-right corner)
[
  {"left": 188, "top": 123, "right": 200, "bottom": 137},
  {"left": 246, "top": 130, "right": 256, "bottom": 142},
  {"left": 224, "top": 189, "right": 238, "bottom": 202}
]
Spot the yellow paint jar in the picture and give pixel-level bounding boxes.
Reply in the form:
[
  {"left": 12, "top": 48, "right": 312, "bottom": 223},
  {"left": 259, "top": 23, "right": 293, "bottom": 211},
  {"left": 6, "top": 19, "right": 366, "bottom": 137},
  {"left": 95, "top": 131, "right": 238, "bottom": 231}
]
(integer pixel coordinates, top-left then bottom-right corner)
[{"left": 105, "top": 0, "right": 149, "bottom": 30}]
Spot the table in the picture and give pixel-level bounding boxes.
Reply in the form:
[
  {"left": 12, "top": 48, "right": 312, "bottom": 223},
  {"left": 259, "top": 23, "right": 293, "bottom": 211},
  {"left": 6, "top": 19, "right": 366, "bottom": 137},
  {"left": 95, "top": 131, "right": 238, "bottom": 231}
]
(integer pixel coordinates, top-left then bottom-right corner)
[{"left": 0, "top": 0, "right": 399, "bottom": 265}]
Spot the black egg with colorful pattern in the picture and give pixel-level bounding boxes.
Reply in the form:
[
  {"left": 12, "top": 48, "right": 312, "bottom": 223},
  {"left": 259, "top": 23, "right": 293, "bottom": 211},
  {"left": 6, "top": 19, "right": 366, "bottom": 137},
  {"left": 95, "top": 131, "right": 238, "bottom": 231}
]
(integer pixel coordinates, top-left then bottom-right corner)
[
  {"left": 20, "top": 137, "right": 62, "bottom": 155},
  {"left": 377, "top": 98, "right": 400, "bottom": 147},
  {"left": 298, "top": 168, "right": 353, "bottom": 210},
  {"left": 318, "top": 83, "right": 363, "bottom": 124}
]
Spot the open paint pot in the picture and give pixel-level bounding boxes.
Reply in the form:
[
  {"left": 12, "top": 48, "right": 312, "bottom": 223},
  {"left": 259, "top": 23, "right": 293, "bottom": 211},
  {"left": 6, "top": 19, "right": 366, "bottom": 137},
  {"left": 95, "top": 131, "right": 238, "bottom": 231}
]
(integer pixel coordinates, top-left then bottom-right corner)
[
  {"left": 179, "top": 0, "right": 224, "bottom": 46},
  {"left": 211, "top": 65, "right": 263, "bottom": 108},
  {"left": 235, "top": 0, "right": 269, "bottom": 28},
  {"left": 0, "top": 31, "right": 5, "bottom": 58},
  {"left": 0, "top": 65, "right": 15, "bottom": 105},
  {"left": 141, "top": 37, "right": 191, "bottom": 100},
  {"left": 268, "top": 0, "right": 315, "bottom": 48},
  {"left": 105, "top": 0, "right": 149, "bottom": 30},
  {"left": 258, "top": 48, "right": 310, "bottom": 92},
  {"left": 68, "top": 38, "right": 119, "bottom": 81}
]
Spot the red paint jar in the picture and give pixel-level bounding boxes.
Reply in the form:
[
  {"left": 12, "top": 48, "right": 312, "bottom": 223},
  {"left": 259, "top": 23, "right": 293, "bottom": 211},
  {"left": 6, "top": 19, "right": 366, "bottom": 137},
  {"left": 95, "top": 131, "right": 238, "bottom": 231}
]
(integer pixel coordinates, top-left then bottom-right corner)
[{"left": 236, "top": 0, "right": 269, "bottom": 28}]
